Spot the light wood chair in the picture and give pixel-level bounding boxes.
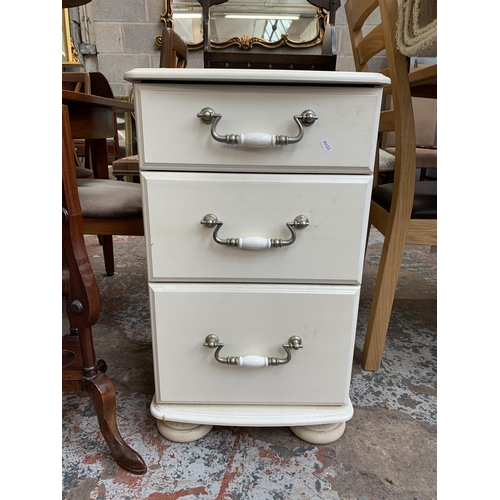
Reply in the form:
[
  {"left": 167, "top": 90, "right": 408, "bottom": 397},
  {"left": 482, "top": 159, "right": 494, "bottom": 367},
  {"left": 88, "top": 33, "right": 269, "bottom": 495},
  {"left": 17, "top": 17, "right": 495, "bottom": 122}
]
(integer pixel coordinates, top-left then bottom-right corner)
[{"left": 345, "top": 0, "right": 437, "bottom": 370}]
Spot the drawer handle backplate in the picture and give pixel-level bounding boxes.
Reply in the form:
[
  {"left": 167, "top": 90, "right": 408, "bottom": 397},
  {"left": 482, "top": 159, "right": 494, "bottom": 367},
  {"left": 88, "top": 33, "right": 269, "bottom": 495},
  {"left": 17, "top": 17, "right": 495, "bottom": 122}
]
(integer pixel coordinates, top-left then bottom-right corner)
[
  {"left": 203, "top": 334, "right": 303, "bottom": 367},
  {"left": 200, "top": 213, "right": 309, "bottom": 250},
  {"left": 197, "top": 107, "right": 318, "bottom": 147}
]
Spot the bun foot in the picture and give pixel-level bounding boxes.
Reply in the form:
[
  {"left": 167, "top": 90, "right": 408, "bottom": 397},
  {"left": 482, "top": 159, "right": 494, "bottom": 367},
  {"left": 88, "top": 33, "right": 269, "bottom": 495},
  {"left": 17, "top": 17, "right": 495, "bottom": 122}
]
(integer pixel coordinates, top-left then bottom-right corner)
[
  {"left": 157, "top": 419, "right": 213, "bottom": 442},
  {"left": 290, "top": 421, "right": 346, "bottom": 444}
]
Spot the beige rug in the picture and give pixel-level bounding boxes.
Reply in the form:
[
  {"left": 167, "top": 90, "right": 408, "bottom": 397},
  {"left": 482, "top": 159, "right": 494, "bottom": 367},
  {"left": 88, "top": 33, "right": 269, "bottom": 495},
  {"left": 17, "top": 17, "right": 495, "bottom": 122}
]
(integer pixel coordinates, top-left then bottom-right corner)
[{"left": 396, "top": 0, "right": 437, "bottom": 57}]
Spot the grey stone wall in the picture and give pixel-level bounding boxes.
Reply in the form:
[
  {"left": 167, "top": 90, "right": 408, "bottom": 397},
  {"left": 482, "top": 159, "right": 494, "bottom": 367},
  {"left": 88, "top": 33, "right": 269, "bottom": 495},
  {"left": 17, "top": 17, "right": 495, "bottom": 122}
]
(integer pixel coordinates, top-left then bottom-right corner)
[{"left": 84, "top": 0, "right": 384, "bottom": 96}]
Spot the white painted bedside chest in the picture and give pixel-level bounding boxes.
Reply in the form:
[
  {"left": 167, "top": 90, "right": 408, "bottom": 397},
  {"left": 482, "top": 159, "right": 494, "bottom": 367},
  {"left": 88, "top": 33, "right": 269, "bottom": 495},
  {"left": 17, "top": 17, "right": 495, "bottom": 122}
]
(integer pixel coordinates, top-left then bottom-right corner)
[{"left": 124, "top": 68, "right": 389, "bottom": 444}]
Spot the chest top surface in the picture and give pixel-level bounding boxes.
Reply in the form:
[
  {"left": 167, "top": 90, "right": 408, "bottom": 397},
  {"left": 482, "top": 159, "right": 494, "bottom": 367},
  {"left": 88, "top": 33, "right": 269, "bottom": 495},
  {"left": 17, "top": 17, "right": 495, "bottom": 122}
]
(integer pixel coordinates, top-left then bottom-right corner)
[{"left": 124, "top": 68, "right": 390, "bottom": 88}]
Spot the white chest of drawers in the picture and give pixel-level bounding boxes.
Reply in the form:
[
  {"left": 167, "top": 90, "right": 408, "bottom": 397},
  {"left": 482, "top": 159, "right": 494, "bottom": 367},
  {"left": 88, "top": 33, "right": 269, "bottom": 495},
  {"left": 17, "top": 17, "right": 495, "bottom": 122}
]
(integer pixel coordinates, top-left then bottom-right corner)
[{"left": 125, "top": 68, "right": 388, "bottom": 444}]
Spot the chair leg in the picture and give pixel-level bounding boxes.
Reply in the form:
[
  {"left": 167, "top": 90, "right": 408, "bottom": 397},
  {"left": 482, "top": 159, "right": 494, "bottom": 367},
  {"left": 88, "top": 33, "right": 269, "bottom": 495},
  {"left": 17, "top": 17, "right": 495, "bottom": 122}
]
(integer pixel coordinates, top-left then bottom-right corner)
[
  {"left": 362, "top": 226, "right": 406, "bottom": 371},
  {"left": 101, "top": 235, "right": 115, "bottom": 276},
  {"left": 85, "top": 370, "right": 147, "bottom": 474},
  {"left": 364, "top": 221, "right": 372, "bottom": 257}
]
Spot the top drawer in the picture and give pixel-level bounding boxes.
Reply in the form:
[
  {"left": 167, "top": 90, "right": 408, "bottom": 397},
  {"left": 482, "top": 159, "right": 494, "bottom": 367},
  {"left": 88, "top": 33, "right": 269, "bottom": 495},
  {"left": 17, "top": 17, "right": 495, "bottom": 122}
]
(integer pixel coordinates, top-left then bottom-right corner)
[{"left": 134, "top": 83, "right": 382, "bottom": 174}]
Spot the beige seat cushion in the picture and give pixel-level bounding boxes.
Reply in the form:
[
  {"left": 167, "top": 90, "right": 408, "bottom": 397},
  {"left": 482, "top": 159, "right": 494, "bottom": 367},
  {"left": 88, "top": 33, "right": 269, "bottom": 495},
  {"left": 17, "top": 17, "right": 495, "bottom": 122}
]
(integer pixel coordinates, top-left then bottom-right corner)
[
  {"left": 77, "top": 178, "right": 142, "bottom": 218},
  {"left": 378, "top": 148, "right": 396, "bottom": 172},
  {"left": 75, "top": 166, "right": 93, "bottom": 178},
  {"left": 385, "top": 146, "right": 437, "bottom": 171}
]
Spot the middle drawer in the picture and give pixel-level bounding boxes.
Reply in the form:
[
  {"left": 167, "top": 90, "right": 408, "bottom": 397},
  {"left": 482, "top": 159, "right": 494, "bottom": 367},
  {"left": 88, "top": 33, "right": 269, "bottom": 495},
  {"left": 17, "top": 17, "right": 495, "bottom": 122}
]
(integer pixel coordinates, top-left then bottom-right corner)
[{"left": 142, "top": 171, "right": 372, "bottom": 284}]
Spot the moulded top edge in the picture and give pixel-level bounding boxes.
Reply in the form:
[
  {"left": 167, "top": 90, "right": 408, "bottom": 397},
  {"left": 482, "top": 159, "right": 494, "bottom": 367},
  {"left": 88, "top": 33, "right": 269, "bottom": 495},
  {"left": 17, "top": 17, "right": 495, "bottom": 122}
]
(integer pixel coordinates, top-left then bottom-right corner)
[{"left": 123, "top": 68, "right": 390, "bottom": 87}]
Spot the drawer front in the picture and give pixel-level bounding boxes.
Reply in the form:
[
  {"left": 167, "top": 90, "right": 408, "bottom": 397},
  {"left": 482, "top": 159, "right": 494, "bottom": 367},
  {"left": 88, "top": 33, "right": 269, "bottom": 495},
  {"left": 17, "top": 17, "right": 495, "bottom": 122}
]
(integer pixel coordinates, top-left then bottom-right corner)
[
  {"left": 135, "top": 83, "right": 382, "bottom": 174},
  {"left": 150, "top": 283, "right": 359, "bottom": 406},
  {"left": 142, "top": 171, "right": 371, "bottom": 284}
]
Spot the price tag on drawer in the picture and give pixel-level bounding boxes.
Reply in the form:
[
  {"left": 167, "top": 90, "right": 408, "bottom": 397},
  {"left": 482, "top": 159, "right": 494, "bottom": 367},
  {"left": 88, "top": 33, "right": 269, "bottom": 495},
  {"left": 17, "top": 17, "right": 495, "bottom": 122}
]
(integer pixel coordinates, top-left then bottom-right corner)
[{"left": 320, "top": 138, "right": 334, "bottom": 154}]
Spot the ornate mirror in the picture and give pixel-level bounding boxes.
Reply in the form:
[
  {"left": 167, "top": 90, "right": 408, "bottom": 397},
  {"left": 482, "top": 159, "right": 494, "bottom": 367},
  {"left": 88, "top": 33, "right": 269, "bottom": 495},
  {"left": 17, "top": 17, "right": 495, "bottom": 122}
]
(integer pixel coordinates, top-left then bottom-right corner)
[
  {"left": 62, "top": 8, "right": 82, "bottom": 66},
  {"left": 156, "top": 0, "right": 330, "bottom": 51}
]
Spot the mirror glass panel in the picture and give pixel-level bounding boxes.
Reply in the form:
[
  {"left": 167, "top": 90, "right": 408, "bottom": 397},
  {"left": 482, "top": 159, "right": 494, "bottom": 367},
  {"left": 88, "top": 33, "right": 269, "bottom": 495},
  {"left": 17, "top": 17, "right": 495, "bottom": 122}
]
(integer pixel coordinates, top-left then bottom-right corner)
[{"left": 170, "top": 1, "right": 322, "bottom": 49}]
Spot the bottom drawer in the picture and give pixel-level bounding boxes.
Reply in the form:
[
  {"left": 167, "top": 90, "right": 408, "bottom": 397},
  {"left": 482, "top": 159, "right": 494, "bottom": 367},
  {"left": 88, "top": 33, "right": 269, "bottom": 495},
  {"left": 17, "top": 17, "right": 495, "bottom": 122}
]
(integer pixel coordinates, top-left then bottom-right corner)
[{"left": 150, "top": 283, "right": 359, "bottom": 406}]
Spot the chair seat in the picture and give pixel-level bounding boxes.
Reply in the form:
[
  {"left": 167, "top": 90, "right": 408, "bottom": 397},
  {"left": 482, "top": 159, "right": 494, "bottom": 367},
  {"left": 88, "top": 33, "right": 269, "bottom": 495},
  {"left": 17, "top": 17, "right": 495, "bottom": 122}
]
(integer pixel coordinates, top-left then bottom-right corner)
[
  {"left": 372, "top": 180, "right": 437, "bottom": 219},
  {"left": 77, "top": 179, "right": 142, "bottom": 218},
  {"left": 112, "top": 155, "right": 139, "bottom": 176},
  {"left": 385, "top": 147, "right": 437, "bottom": 171},
  {"left": 76, "top": 167, "right": 93, "bottom": 178}
]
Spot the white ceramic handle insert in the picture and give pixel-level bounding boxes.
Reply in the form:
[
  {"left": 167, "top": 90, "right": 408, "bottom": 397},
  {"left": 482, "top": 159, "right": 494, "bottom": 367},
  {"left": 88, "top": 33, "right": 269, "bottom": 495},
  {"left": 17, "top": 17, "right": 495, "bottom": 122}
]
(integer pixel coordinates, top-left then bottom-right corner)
[
  {"left": 238, "top": 237, "right": 271, "bottom": 250},
  {"left": 239, "top": 133, "right": 275, "bottom": 148},
  {"left": 238, "top": 355, "right": 269, "bottom": 368}
]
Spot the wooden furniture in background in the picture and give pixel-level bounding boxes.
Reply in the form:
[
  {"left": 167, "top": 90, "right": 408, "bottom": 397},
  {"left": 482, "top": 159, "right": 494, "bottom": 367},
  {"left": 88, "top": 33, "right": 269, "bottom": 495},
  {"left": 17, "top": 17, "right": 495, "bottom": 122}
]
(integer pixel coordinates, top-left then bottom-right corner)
[
  {"left": 112, "top": 26, "right": 189, "bottom": 180},
  {"left": 159, "top": 26, "right": 188, "bottom": 68},
  {"left": 62, "top": 72, "right": 95, "bottom": 179},
  {"left": 62, "top": 105, "right": 147, "bottom": 474},
  {"left": 345, "top": 0, "right": 437, "bottom": 371},
  {"left": 63, "top": 72, "right": 124, "bottom": 171},
  {"left": 62, "top": 89, "right": 143, "bottom": 276},
  {"left": 199, "top": 0, "right": 340, "bottom": 70},
  {"left": 381, "top": 63, "right": 437, "bottom": 184}
]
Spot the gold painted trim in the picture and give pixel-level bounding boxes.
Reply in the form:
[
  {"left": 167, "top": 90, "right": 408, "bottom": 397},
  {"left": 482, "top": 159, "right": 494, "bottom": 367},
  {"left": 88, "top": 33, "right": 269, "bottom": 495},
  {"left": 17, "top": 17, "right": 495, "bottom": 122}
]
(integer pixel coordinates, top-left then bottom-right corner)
[
  {"left": 62, "top": 8, "right": 82, "bottom": 66},
  {"left": 156, "top": 0, "right": 326, "bottom": 52},
  {"left": 212, "top": 10, "right": 326, "bottom": 51}
]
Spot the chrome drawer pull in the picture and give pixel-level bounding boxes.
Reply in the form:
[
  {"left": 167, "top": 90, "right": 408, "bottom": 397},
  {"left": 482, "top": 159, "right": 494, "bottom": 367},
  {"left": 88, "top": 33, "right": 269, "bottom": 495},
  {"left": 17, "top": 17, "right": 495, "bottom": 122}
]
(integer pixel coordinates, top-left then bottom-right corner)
[
  {"left": 203, "top": 334, "right": 303, "bottom": 367},
  {"left": 197, "top": 107, "right": 318, "bottom": 147},
  {"left": 200, "top": 214, "right": 309, "bottom": 250}
]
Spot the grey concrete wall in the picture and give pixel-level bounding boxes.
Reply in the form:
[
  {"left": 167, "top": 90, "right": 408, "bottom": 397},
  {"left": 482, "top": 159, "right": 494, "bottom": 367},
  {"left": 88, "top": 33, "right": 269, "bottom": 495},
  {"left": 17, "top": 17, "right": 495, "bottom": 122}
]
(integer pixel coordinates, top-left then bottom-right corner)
[
  {"left": 90, "top": 0, "right": 166, "bottom": 95},
  {"left": 86, "top": 0, "right": 384, "bottom": 96}
]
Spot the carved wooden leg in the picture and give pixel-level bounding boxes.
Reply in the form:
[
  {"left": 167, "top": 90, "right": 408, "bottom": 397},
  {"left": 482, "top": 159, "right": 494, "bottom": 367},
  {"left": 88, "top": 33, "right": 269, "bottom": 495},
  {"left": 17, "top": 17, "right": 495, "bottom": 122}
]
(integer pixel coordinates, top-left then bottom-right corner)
[{"left": 85, "top": 371, "right": 147, "bottom": 474}]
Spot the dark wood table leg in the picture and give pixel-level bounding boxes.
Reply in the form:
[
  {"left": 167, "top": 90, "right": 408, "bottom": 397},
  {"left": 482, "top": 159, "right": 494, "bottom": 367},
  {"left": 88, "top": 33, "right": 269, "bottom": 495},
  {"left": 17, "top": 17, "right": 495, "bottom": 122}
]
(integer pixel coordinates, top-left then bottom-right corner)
[{"left": 88, "top": 136, "right": 115, "bottom": 276}]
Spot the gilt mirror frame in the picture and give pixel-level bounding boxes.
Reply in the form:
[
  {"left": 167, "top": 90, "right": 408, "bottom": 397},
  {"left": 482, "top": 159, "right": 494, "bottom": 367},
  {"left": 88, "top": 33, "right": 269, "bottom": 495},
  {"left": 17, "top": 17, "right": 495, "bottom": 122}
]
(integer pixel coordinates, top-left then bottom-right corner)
[
  {"left": 155, "top": 0, "right": 329, "bottom": 52},
  {"left": 62, "top": 8, "right": 82, "bottom": 66}
]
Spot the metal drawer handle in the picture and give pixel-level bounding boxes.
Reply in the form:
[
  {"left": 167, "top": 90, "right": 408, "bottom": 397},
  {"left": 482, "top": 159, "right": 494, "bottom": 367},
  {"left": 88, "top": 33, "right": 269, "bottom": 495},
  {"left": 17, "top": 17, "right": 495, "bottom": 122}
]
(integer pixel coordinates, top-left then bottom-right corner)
[
  {"left": 203, "top": 334, "right": 303, "bottom": 367},
  {"left": 197, "top": 107, "right": 318, "bottom": 147},
  {"left": 200, "top": 214, "right": 309, "bottom": 250}
]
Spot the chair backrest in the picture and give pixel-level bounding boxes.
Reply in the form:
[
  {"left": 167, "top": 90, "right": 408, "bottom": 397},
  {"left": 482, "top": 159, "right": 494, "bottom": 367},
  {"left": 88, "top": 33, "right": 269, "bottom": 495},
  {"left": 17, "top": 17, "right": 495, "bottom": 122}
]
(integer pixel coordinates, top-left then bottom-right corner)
[
  {"left": 63, "top": 72, "right": 123, "bottom": 164},
  {"left": 62, "top": 103, "right": 101, "bottom": 318},
  {"left": 159, "top": 27, "right": 188, "bottom": 68},
  {"left": 62, "top": 72, "right": 91, "bottom": 93},
  {"left": 345, "top": 0, "right": 416, "bottom": 210}
]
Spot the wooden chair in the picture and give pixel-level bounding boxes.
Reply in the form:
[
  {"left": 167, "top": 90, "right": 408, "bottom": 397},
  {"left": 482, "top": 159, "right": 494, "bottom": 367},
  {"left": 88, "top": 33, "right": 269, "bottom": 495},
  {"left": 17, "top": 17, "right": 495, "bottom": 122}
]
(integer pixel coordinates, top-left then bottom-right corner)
[
  {"left": 345, "top": 0, "right": 437, "bottom": 370},
  {"left": 62, "top": 72, "right": 95, "bottom": 179},
  {"left": 111, "top": 26, "right": 188, "bottom": 180},
  {"left": 64, "top": 74, "right": 144, "bottom": 276},
  {"left": 381, "top": 71, "right": 437, "bottom": 184},
  {"left": 78, "top": 175, "right": 144, "bottom": 277},
  {"left": 159, "top": 26, "right": 188, "bottom": 68},
  {"left": 62, "top": 104, "right": 147, "bottom": 474},
  {"left": 63, "top": 72, "right": 123, "bottom": 175}
]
